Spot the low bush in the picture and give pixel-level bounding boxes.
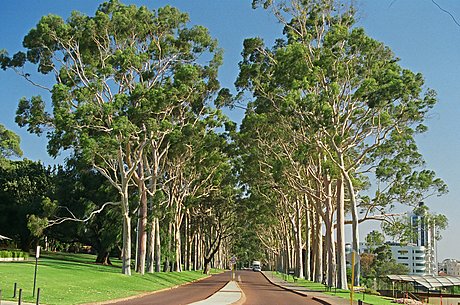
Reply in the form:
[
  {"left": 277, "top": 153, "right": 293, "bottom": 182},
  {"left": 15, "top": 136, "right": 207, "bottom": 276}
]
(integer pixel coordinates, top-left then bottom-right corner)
[
  {"left": 364, "top": 288, "right": 381, "bottom": 296},
  {"left": 0, "top": 251, "right": 12, "bottom": 258},
  {"left": 0, "top": 250, "right": 28, "bottom": 259}
]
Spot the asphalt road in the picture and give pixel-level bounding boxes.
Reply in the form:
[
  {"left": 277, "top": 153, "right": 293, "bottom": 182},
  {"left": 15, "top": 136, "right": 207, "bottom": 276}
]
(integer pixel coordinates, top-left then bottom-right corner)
[
  {"left": 108, "top": 271, "right": 231, "bottom": 305},
  {"left": 236, "top": 270, "right": 323, "bottom": 305}
]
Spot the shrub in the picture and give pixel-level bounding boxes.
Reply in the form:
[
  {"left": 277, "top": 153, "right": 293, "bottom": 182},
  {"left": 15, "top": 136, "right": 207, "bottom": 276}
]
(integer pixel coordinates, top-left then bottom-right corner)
[
  {"left": 0, "top": 250, "right": 29, "bottom": 259},
  {"left": 0, "top": 251, "right": 12, "bottom": 258},
  {"left": 364, "top": 288, "right": 380, "bottom": 296}
]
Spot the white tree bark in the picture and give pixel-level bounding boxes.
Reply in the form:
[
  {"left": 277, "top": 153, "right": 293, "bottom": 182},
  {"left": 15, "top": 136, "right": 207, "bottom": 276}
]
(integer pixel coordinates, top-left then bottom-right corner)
[{"left": 336, "top": 178, "right": 348, "bottom": 289}]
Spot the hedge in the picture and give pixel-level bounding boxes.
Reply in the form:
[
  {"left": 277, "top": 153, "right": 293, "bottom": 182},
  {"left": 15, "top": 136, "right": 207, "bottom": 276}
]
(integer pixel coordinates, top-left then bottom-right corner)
[{"left": 0, "top": 250, "right": 29, "bottom": 259}]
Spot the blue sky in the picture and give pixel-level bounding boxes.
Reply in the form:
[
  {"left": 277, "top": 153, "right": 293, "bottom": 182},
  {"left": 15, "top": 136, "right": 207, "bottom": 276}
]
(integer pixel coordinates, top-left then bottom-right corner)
[{"left": 1, "top": 0, "right": 460, "bottom": 261}]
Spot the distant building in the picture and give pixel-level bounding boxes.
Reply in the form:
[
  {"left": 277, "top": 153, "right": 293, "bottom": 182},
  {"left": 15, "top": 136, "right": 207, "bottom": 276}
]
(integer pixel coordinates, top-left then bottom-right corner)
[
  {"left": 388, "top": 242, "right": 427, "bottom": 275},
  {"left": 409, "top": 202, "right": 437, "bottom": 275},
  {"left": 353, "top": 241, "right": 429, "bottom": 275},
  {"left": 348, "top": 204, "right": 438, "bottom": 275},
  {"left": 439, "top": 259, "right": 460, "bottom": 276}
]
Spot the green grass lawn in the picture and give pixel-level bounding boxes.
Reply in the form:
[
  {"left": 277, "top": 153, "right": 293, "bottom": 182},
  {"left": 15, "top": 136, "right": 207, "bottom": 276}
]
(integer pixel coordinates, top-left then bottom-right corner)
[
  {"left": 272, "top": 272, "right": 395, "bottom": 305},
  {"left": 0, "top": 252, "right": 215, "bottom": 305}
]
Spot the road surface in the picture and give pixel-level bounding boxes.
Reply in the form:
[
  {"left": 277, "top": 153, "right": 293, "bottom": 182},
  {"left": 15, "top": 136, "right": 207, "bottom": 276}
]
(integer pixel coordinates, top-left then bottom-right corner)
[
  {"left": 109, "top": 271, "right": 231, "bottom": 305},
  {"left": 237, "top": 270, "right": 323, "bottom": 305},
  {"left": 105, "top": 270, "right": 324, "bottom": 305}
]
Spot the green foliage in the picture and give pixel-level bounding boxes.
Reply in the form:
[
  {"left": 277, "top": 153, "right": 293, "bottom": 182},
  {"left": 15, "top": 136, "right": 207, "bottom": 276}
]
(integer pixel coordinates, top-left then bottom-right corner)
[
  {"left": 0, "top": 124, "right": 22, "bottom": 161},
  {"left": 4, "top": 0, "right": 231, "bottom": 275},
  {"left": 49, "top": 159, "right": 121, "bottom": 261},
  {"left": 6, "top": 0, "right": 224, "bottom": 165},
  {"left": 0, "top": 250, "right": 29, "bottom": 259},
  {"left": 365, "top": 230, "right": 385, "bottom": 253},
  {"left": 361, "top": 231, "right": 409, "bottom": 284},
  {"left": 382, "top": 204, "right": 448, "bottom": 242},
  {"left": 364, "top": 287, "right": 381, "bottom": 296},
  {"left": 0, "top": 160, "right": 54, "bottom": 250},
  {"left": 0, "top": 251, "right": 12, "bottom": 258},
  {"left": 27, "top": 214, "right": 49, "bottom": 237},
  {"left": 234, "top": 1, "right": 447, "bottom": 272}
]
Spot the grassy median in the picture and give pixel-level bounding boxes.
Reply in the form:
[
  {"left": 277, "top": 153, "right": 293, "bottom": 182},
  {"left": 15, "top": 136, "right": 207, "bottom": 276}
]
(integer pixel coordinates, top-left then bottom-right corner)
[
  {"left": 272, "top": 271, "right": 395, "bottom": 305},
  {"left": 0, "top": 252, "right": 212, "bottom": 305}
]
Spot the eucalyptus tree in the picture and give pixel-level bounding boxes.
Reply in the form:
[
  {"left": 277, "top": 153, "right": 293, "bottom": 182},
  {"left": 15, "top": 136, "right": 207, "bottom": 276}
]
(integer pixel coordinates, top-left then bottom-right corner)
[
  {"left": 0, "top": 124, "right": 23, "bottom": 164},
  {"left": 237, "top": 105, "right": 314, "bottom": 279},
  {"left": 164, "top": 110, "right": 235, "bottom": 272},
  {"left": 238, "top": 0, "right": 445, "bottom": 286},
  {"left": 2, "top": 0, "right": 223, "bottom": 275}
]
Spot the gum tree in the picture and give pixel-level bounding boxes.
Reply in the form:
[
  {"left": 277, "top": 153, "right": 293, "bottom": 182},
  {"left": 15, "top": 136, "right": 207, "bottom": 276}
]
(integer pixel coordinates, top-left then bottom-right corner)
[
  {"left": 1, "top": 0, "right": 222, "bottom": 275},
  {"left": 237, "top": 0, "right": 446, "bottom": 286}
]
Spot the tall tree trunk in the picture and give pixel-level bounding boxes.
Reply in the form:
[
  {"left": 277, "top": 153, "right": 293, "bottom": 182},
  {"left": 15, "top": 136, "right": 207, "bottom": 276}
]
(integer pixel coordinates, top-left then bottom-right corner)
[
  {"left": 343, "top": 170, "right": 360, "bottom": 286},
  {"left": 203, "top": 231, "right": 222, "bottom": 274},
  {"left": 304, "top": 195, "right": 311, "bottom": 281},
  {"left": 187, "top": 218, "right": 193, "bottom": 271},
  {"left": 117, "top": 147, "right": 133, "bottom": 276},
  {"left": 314, "top": 208, "right": 323, "bottom": 283},
  {"left": 147, "top": 149, "right": 161, "bottom": 273},
  {"left": 310, "top": 205, "right": 317, "bottom": 281},
  {"left": 164, "top": 221, "right": 172, "bottom": 272},
  {"left": 200, "top": 231, "right": 205, "bottom": 270},
  {"left": 193, "top": 232, "right": 198, "bottom": 270},
  {"left": 295, "top": 199, "right": 304, "bottom": 279},
  {"left": 184, "top": 211, "right": 190, "bottom": 271},
  {"left": 174, "top": 215, "right": 182, "bottom": 272},
  {"left": 135, "top": 217, "right": 139, "bottom": 272},
  {"left": 154, "top": 217, "right": 161, "bottom": 272},
  {"left": 324, "top": 176, "right": 336, "bottom": 287},
  {"left": 121, "top": 205, "right": 131, "bottom": 275},
  {"left": 324, "top": 219, "right": 336, "bottom": 287},
  {"left": 283, "top": 221, "right": 291, "bottom": 274},
  {"left": 147, "top": 216, "right": 155, "bottom": 273},
  {"left": 336, "top": 178, "right": 347, "bottom": 289},
  {"left": 136, "top": 175, "right": 148, "bottom": 275}
]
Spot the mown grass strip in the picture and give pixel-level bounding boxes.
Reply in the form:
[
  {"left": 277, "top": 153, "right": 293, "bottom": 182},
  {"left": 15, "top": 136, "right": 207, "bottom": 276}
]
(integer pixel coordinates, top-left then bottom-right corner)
[
  {"left": 272, "top": 272, "right": 395, "bottom": 305},
  {"left": 0, "top": 252, "right": 212, "bottom": 305}
]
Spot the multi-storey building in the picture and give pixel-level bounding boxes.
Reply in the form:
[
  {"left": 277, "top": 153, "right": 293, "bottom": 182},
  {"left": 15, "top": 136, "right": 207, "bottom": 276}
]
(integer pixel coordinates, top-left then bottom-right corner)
[
  {"left": 409, "top": 202, "right": 437, "bottom": 275},
  {"left": 349, "top": 204, "right": 438, "bottom": 275},
  {"left": 439, "top": 259, "right": 460, "bottom": 276},
  {"left": 388, "top": 242, "right": 427, "bottom": 275}
]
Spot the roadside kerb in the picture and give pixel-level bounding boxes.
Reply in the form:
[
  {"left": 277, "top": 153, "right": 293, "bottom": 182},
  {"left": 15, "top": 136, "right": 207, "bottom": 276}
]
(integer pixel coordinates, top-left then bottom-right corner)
[{"left": 261, "top": 271, "right": 359, "bottom": 305}]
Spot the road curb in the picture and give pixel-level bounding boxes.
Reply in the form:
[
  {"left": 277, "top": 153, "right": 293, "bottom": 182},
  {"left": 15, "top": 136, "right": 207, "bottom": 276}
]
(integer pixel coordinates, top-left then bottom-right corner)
[
  {"left": 260, "top": 271, "right": 310, "bottom": 297},
  {"left": 261, "top": 271, "right": 335, "bottom": 305},
  {"left": 230, "top": 281, "right": 246, "bottom": 305},
  {"left": 312, "top": 296, "right": 333, "bottom": 305}
]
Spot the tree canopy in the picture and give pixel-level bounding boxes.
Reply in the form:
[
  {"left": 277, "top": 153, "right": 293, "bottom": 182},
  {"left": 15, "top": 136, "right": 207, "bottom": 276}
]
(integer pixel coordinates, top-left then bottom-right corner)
[{"left": 0, "top": 0, "right": 448, "bottom": 285}]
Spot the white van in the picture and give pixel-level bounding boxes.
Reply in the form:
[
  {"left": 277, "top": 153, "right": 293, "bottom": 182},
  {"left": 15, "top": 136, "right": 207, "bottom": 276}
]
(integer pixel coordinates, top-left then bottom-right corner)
[{"left": 252, "top": 260, "right": 261, "bottom": 271}]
